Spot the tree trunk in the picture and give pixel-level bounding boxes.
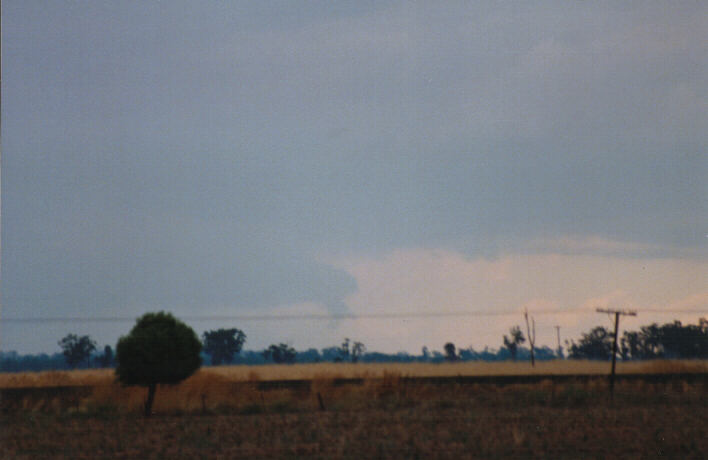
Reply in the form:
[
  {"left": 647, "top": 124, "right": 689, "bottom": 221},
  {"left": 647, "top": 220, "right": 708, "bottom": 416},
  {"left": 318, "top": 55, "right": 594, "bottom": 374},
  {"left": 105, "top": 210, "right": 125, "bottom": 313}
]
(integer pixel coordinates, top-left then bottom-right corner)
[
  {"left": 144, "top": 383, "right": 156, "bottom": 417},
  {"left": 524, "top": 310, "right": 536, "bottom": 367}
]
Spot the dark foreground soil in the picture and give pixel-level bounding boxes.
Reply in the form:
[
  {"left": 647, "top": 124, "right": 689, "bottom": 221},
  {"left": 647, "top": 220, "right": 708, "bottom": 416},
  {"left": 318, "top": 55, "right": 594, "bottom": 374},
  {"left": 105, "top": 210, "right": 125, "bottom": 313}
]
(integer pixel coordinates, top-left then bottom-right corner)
[{"left": 2, "top": 383, "right": 706, "bottom": 459}]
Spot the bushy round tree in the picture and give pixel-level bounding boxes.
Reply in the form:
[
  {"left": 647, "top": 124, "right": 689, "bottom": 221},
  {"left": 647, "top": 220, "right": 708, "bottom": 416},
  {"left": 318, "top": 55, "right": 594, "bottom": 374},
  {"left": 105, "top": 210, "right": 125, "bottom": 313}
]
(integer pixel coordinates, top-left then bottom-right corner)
[{"left": 116, "top": 312, "right": 202, "bottom": 416}]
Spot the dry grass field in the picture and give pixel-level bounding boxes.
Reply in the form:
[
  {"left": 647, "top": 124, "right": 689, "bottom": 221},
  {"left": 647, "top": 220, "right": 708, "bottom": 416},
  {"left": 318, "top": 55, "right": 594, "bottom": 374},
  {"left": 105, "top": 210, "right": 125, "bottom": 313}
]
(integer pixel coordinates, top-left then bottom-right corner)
[
  {"left": 2, "top": 359, "right": 706, "bottom": 389},
  {"left": 1, "top": 360, "right": 706, "bottom": 458}
]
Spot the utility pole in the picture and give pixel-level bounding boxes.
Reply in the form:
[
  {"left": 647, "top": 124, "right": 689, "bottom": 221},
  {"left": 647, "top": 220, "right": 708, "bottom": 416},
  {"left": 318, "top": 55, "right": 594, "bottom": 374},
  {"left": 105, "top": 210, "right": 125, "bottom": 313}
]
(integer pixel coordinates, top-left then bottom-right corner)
[
  {"left": 555, "top": 325, "right": 562, "bottom": 359},
  {"left": 596, "top": 308, "right": 637, "bottom": 395}
]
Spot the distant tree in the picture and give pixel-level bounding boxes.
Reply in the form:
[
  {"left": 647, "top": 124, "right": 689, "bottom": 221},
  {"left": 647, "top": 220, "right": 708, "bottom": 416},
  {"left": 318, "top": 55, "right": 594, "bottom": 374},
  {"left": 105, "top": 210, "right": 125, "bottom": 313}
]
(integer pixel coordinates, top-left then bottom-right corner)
[
  {"left": 421, "top": 346, "right": 430, "bottom": 361},
  {"left": 297, "top": 348, "right": 322, "bottom": 363},
  {"left": 116, "top": 312, "right": 202, "bottom": 417},
  {"left": 443, "top": 342, "right": 458, "bottom": 362},
  {"left": 0, "top": 351, "right": 68, "bottom": 372},
  {"left": 652, "top": 319, "right": 708, "bottom": 359},
  {"left": 320, "top": 346, "right": 341, "bottom": 362},
  {"left": 620, "top": 319, "right": 708, "bottom": 360},
  {"left": 337, "top": 338, "right": 351, "bottom": 363},
  {"left": 351, "top": 341, "right": 366, "bottom": 363},
  {"left": 620, "top": 330, "right": 643, "bottom": 361},
  {"left": 263, "top": 343, "right": 296, "bottom": 364},
  {"left": 567, "top": 326, "right": 614, "bottom": 360},
  {"left": 524, "top": 309, "right": 537, "bottom": 367},
  {"left": 503, "top": 326, "right": 525, "bottom": 361},
  {"left": 534, "top": 346, "right": 557, "bottom": 361},
  {"left": 202, "top": 328, "right": 246, "bottom": 365},
  {"left": 431, "top": 351, "right": 445, "bottom": 362},
  {"left": 334, "top": 338, "right": 366, "bottom": 363},
  {"left": 637, "top": 323, "right": 663, "bottom": 358},
  {"left": 97, "top": 345, "right": 114, "bottom": 368},
  {"left": 459, "top": 347, "right": 479, "bottom": 361},
  {"left": 58, "top": 334, "right": 96, "bottom": 369}
]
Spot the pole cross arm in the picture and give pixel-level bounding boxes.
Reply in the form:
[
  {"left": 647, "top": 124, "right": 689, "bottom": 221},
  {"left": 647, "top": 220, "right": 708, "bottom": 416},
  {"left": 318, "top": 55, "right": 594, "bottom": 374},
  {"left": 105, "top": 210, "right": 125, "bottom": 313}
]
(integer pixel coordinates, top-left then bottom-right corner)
[
  {"left": 595, "top": 307, "right": 638, "bottom": 398},
  {"left": 596, "top": 308, "right": 637, "bottom": 316}
]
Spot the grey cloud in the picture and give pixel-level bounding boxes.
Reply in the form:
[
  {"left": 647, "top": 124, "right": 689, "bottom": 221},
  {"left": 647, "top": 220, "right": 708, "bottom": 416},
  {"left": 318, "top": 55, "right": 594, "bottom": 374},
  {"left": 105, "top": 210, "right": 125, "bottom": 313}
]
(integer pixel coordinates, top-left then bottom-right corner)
[{"left": 2, "top": 1, "right": 706, "bottom": 352}]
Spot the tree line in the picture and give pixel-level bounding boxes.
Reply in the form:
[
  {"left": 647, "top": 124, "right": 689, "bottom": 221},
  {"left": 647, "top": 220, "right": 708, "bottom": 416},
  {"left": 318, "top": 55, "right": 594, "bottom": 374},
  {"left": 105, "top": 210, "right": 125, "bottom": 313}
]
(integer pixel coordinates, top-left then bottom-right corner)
[
  {"left": 566, "top": 318, "right": 708, "bottom": 360},
  {"left": 1, "top": 316, "right": 706, "bottom": 373}
]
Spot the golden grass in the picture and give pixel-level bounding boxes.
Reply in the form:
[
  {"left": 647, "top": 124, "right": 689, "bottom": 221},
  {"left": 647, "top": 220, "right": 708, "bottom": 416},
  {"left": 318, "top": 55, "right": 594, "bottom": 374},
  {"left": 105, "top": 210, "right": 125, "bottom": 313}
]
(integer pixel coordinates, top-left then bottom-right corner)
[
  {"left": 0, "top": 361, "right": 705, "bottom": 419},
  {"left": 196, "top": 359, "right": 708, "bottom": 383},
  {"left": 1, "top": 359, "right": 706, "bottom": 389},
  {"left": 0, "top": 369, "right": 114, "bottom": 388},
  {"left": 635, "top": 359, "right": 708, "bottom": 374}
]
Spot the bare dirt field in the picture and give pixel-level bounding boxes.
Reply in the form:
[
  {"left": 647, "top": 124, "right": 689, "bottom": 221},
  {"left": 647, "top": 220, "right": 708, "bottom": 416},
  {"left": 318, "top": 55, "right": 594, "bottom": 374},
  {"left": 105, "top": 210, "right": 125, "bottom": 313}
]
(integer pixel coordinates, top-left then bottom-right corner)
[{"left": 1, "top": 361, "right": 706, "bottom": 458}]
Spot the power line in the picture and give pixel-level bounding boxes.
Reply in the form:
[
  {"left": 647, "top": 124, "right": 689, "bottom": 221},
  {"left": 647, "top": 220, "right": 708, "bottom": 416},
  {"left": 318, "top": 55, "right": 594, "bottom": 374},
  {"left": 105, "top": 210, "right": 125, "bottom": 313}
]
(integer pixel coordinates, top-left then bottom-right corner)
[
  {"left": 632, "top": 309, "right": 708, "bottom": 314},
  {"left": 0, "top": 309, "right": 593, "bottom": 323},
  {"left": 1, "top": 308, "right": 705, "bottom": 324}
]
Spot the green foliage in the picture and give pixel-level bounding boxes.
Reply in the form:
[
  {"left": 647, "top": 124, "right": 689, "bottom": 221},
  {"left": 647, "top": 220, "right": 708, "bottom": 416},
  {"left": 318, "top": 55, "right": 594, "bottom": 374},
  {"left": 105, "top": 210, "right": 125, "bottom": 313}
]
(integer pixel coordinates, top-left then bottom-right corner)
[
  {"left": 97, "top": 345, "right": 114, "bottom": 368},
  {"left": 202, "top": 328, "right": 246, "bottom": 365},
  {"left": 621, "top": 319, "right": 708, "bottom": 360},
  {"left": 503, "top": 326, "right": 525, "bottom": 361},
  {"left": 337, "top": 338, "right": 351, "bottom": 362},
  {"left": 569, "top": 319, "right": 708, "bottom": 361},
  {"left": 567, "top": 326, "right": 613, "bottom": 360},
  {"left": 351, "top": 341, "right": 366, "bottom": 363},
  {"left": 58, "top": 334, "right": 96, "bottom": 369},
  {"left": 443, "top": 342, "right": 457, "bottom": 362},
  {"left": 263, "top": 343, "right": 296, "bottom": 364},
  {"left": 336, "top": 338, "right": 367, "bottom": 363},
  {"left": 115, "top": 312, "right": 202, "bottom": 386}
]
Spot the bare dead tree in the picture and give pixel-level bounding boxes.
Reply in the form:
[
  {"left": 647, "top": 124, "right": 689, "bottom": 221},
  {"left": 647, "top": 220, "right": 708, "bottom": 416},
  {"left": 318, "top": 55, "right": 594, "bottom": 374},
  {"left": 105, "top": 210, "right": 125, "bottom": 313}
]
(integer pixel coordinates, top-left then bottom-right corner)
[{"left": 524, "top": 309, "right": 536, "bottom": 367}]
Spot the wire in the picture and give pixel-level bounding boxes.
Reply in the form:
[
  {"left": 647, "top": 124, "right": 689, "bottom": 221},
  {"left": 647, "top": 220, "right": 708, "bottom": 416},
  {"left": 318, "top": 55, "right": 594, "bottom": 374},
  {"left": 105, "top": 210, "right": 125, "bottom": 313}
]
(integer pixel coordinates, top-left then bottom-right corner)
[
  {"left": 0, "top": 310, "right": 589, "bottom": 323},
  {"left": 1, "top": 308, "right": 706, "bottom": 323}
]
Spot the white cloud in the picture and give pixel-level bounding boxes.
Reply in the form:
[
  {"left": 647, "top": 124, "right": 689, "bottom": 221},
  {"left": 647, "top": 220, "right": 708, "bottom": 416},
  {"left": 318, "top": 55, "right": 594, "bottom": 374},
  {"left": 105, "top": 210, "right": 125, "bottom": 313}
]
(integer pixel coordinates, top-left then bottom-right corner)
[{"left": 323, "top": 242, "right": 708, "bottom": 353}]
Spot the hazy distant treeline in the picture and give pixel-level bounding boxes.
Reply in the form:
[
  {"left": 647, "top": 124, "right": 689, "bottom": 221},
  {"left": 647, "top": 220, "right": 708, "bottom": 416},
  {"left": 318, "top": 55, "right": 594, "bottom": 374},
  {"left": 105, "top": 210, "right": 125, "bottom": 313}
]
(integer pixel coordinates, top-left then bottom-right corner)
[
  {"left": 0, "top": 352, "right": 72, "bottom": 372},
  {"left": 0, "top": 345, "right": 558, "bottom": 373},
  {"left": 2, "top": 318, "right": 705, "bottom": 373}
]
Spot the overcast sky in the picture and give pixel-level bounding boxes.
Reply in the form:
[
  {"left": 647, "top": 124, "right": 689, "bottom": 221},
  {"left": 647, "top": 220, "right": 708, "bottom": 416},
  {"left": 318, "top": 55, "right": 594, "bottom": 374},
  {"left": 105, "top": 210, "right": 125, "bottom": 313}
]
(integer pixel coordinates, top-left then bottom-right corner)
[{"left": 2, "top": 1, "right": 706, "bottom": 354}]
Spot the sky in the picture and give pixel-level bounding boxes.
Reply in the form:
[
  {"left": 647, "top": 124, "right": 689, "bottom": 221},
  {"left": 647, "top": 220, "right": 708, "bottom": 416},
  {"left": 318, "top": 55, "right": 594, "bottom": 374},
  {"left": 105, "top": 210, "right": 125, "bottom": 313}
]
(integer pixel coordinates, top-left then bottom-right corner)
[{"left": 1, "top": 1, "right": 706, "bottom": 355}]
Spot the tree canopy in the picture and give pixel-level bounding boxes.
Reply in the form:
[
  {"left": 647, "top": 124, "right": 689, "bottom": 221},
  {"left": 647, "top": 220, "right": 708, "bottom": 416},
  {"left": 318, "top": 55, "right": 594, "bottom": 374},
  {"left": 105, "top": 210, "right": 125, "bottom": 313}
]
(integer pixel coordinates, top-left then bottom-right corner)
[
  {"left": 621, "top": 319, "right": 708, "bottom": 360},
  {"left": 58, "top": 334, "right": 96, "bottom": 369},
  {"left": 97, "top": 345, "right": 114, "bottom": 368},
  {"left": 503, "top": 326, "right": 525, "bottom": 361},
  {"left": 335, "top": 338, "right": 367, "bottom": 363},
  {"left": 202, "top": 328, "right": 246, "bottom": 365},
  {"left": 567, "top": 326, "right": 614, "bottom": 360},
  {"left": 568, "top": 319, "right": 708, "bottom": 361},
  {"left": 116, "top": 312, "right": 202, "bottom": 386},
  {"left": 263, "top": 343, "right": 296, "bottom": 364},
  {"left": 443, "top": 342, "right": 458, "bottom": 362},
  {"left": 115, "top": 312, "right": 202, "bottom": 416}
]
